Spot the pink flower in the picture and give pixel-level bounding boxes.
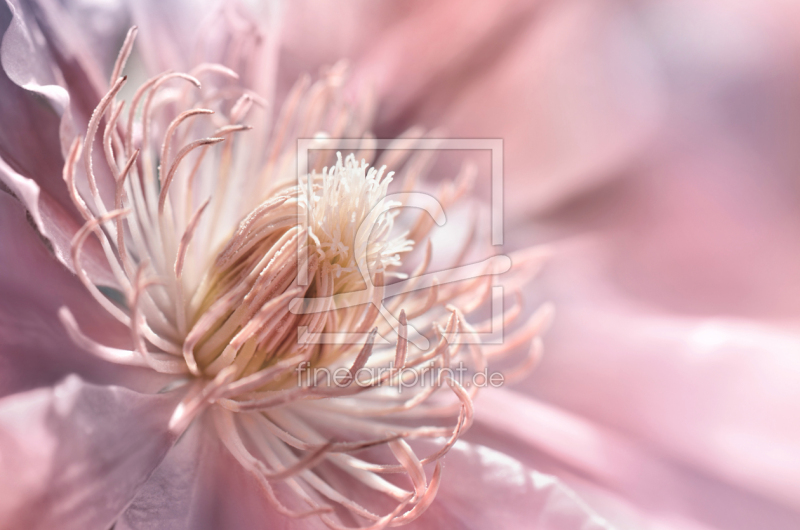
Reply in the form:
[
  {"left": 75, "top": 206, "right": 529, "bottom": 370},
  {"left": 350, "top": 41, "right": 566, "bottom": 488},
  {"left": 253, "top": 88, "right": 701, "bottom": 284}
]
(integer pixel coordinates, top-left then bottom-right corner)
[
  {"left": 4, "top": 1, "right": 798, "bottom": 529},
  {"left": 0, "top": 1, "right": 610, "bottom": 529}
]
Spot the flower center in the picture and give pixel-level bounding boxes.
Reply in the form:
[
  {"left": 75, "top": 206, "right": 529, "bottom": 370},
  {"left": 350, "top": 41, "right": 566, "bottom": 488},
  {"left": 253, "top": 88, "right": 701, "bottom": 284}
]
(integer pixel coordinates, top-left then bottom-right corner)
[
  {"left": 55, "top": 25, "right": 545, "bottom": 529},
  {"left": 304, "top": 152, "right": 411, "bottom": 287}
]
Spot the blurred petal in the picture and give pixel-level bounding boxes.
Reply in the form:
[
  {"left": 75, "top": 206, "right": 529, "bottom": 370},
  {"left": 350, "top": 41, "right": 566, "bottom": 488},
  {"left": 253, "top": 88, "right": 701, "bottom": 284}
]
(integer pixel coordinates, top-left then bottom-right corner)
[
  {"left": 412, "top": 441, "right": 613, "bottom": 530},
  {"left": 0, "top": 190, "right": 169, "bottom": 395},
  {"left": 119, "top": 415, "right": 611, "bottom": 530},
  {"left": 118, "top": 414, "right": 327, "bottom": 530},
  {"left": 0, "top": 156, "right": 116, "bottom": 284},
  {"left": 475, "top": 384, "right": 800, "bottom": 530},
  {"left": 0, "top": 375, "right": 185, "bottom": 530},
  {"left": 0, "top": 2, "right": 74, "bottom": 211},
  {"left": 126, "top": 0, "right": 209, "bottom": 74},
  {"left": 2, "top": 0, "right": 118, "bottom": 123},
  {"left": 1, "top": 0, "right": 70, "bottom": 110},
  {"left": 0, "top": 3, "right": 117, "bottom": 282},
  {"left": 522, "top": 0, "right": 800, "bottom": 317},
  {"left": 518, "top": 242, "right": 800, "bottom": 516},
  {"left": 351, "top": 0, "right": 664, "bottom": 218},
  {"left": 528, "top": 293, "right": 800, "bottom": 509},
  {"left": 128, "top": 0, "right": 279, "bottom": 98}
]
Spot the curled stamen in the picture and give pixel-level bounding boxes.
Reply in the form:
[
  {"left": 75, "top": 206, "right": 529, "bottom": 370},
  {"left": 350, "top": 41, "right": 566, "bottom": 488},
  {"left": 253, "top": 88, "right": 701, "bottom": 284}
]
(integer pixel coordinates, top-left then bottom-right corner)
[
  {"left": 70, "top": 209, "right": 131, "bottom": 324},
  {"left": 174, "top": 200, "right": 210, "bottom": 335},
  {"left": 159, "top": 137, "right": 224, "bottom": 214},
  {"left": 175, "top": 200, "right": 210, "bottom": 281},
  {"left": 83, "top": 76, "right": 128, "bottom": 200},
  {"left": 213, "top": 124, "right": 253, "bottom": 136},
  {"left": 142, "top": 73, "right": 202, "bottom": 151},
  {"left": 503, "top": 337, "right": 544, "bottom": 385},
  {"left": 190, "top": 62, "right": 240, "bottom": 81},
  {"left": 230, "top": 94, "right": 253, "bottom": 122},
  {"left": 115, "top": 149, "right": 140, "bottom": 274},
  {"left": 55, "top": 33, "right": 543, "bottom": 528},
  {"left": 394, "top": 310, "right": 409, "bottom": 369},
  {"left": 206, "top": 288, "right": 303, "bottom": 374},
  {"left": 388, "top": 439, "right": 427, "bottom": 500},
  {"left": 486, "top": 302, "right": 554, "bottom": 360},
  {"left": 404, "top": 279, "right": 439, "bottom": 321},
  {"left": 58, "top": 307, "right": 148, "bottom": 368},
  {"left": 474, "top": 290, "right": 523, "bottom": 333},
  {"left": 63, "top": 138, "right": 92, "bottom": 221},
  {"left": 341, "top": 328, "right": 378, "bottom": 386},
  {"left": 103, "top": 101, "right": 125, "bottom": 180},
  {"left": 219, "top": 354, "right": 305, "bottom": 398},
  {"left": 390, "top": 462, "right": 443, "bottom": 526},
  {"left": 161, "top": 108, "right": 215, "bottom": 171},
  {"left": 127, "top": 264, "right": 185, "bottom": 373},
  {"left": 321, "top": 498, "right": 412, "bottom": 530},
  {"left": 214, "top": 409, "right": 335, "bottom": 519},
  {"left": 110, "top": 26, "right": 138, "bottom": 85},
  {"left": 169, "top": 366, "right": 237, "bottom": 434}
]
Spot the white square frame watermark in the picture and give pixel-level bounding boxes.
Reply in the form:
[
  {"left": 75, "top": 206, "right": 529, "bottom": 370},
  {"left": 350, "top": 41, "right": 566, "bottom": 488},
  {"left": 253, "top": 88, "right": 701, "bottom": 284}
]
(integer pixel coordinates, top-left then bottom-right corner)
[{"left": 293, "top": 138, "right": 508, "bottom": 347}]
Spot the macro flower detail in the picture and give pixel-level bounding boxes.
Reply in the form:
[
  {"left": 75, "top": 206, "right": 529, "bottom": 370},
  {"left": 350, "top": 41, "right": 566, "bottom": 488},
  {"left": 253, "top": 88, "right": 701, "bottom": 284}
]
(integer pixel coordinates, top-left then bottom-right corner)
[
  {"left": 4, "top": 1, "right": 800, "bottom": 529},
  {"left": 33, "top": 25, "right": 547, "bottom": 529}
]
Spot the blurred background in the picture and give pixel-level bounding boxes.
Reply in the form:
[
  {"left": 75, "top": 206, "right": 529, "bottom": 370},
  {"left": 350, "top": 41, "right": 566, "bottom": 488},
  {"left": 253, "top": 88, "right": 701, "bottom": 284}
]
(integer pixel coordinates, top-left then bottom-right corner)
[{"left": 279, "top": 0, "right": 800, "bottom": 315}]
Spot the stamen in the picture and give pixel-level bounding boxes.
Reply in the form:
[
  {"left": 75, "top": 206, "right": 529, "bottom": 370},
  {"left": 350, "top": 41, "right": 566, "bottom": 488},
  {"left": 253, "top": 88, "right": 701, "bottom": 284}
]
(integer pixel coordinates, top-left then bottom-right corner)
[
  {"left": 159, "top": 137, "right": 224, "bottom": 214},
  {"left": 393, "top": 310, "right": 409, "bottom": 369},
  {"left": 109, "top": 26, "right": 138, "bottom": 85},
  {"left": 115, "top": 150, "right": 140, "bottom": 277},
  {"left": 190, "top": 63, "right": 240, "bottom": 81},
  {"left": 486, "top": 302, "right": 554, "bottom": 360},
  {"left": 390, "top": 463, "right": 443, "bottom": 526},
  {"left": 219, "top": 354, "right": 305, "bottom": 398},
  {"left": 83, "top": 76, "right": 127, "bottom": 200},
  {"left": 70, "top": 209, "right": 132, "bottom": 324},
  {"left": 388, "top": 439, "right": 427, "bottom": 499},
  {"left": 161, "top": 108, "right": 215, "bottom": 171},
  {"left": 174, "top": 200, "right": 210, "bottom": 335},
  {"left": 102, "top": 101, "right": 125, "bottom": 180},
  {"left": 55, "top": 28, "right": 550, "bottom": 528},
  {"left": 58, "top": 307, "right": 149, "bottom": 368},
  {"left": 141, "top": 73, "right": 201, "bottom": 154}
]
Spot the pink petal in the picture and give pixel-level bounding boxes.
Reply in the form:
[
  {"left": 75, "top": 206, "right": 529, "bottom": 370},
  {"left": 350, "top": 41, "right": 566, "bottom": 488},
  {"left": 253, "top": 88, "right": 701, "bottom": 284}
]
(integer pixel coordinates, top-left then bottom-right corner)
[
  {"left": 127, "top": 0, "right": 279, "bottom": 98},
  {"left": 474, "top": 387, "right": 800, "bottom": 530},
  {"left": 1, "top": 0, "right": 119, "bottom": 215},
  {"left": 411, "top": 441, "right": 613, "bottom": 530},
  {"left": 0, "top": 191, "right": 169, "bottom": 395},
  {"left": 0, "top": 3, "right": 76, "bottom": 215},
  {"left": 0, "top": 5, "right": 117, "bottom": 283},
  {"left": 0, "top": 157, "right": 116, "bottom": 286},
  {"left": 0, "top": 375, "right": 185, "bottom": 530},
  {"left": 1, "top": 1, "right": 70, "bottom": 110},
  {"left": 349, "top": 0, "right": 663, "bottom": 218},
  {"left": 118, "top": 410, "right": 609, "bottom": 529},
  {"left": 117, "top": 413, "right": 328, "bottom": 530},
  {"left": 3, "top": 0, "right": 114, "bottom": 124},
  {"left": 527, "top": 295, "right": 800, "bottom": 510}
]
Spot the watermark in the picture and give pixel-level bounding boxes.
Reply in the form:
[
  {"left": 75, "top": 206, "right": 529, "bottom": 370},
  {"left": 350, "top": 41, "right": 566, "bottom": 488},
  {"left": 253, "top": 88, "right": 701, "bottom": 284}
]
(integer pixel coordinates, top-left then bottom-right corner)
[
  {"left": 296, "top": 360, "right": 506, "bottom": 393},
  {"left": 291, "top": 138, "right": 508, "bottom": 348}
]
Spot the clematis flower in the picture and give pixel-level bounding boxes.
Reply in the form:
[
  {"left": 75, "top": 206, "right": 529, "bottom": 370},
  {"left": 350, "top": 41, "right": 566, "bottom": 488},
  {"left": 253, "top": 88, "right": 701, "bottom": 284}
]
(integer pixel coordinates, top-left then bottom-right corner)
[{"left": 0, "top": 1, "right": 613, "bottom": 529}]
